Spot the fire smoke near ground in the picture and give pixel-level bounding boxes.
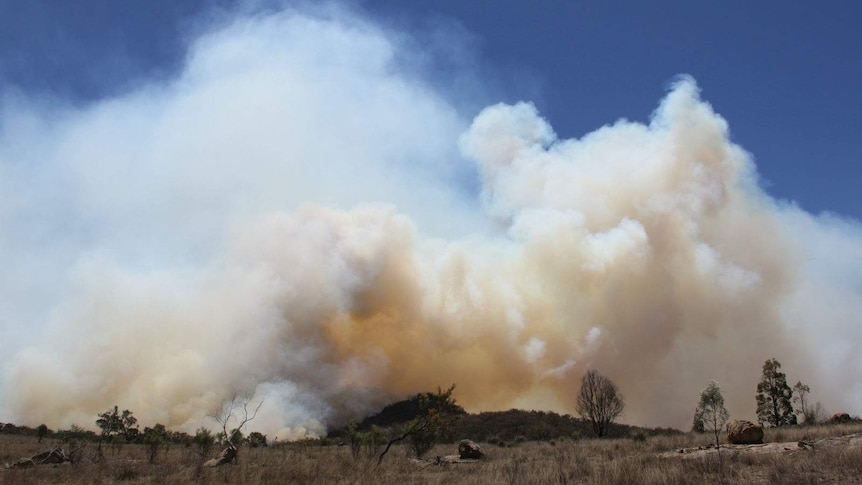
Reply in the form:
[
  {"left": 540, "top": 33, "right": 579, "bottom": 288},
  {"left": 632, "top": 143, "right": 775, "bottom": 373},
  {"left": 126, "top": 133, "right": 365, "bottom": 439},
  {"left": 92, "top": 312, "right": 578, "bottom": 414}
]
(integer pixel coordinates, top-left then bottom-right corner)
[{"left": 1, "top": 5, "right": 861, "bottom": 439}]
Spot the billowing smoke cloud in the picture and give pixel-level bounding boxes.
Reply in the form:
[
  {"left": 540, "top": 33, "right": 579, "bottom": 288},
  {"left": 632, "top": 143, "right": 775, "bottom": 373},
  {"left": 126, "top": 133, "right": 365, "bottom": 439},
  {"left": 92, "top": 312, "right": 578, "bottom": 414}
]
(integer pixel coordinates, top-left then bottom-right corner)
[{"left": 2, "top": 5, "right": 861, "bottom": 438}]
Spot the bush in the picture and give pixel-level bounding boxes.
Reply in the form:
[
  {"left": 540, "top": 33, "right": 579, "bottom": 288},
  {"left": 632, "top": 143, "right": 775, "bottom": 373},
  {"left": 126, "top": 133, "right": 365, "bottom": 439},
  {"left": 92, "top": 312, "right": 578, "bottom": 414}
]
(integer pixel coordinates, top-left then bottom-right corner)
[
  {"left": 408, "top": 418, "right": 439, "bottom": 458},
  {"left": 248, "top": 431, "right": 267, "bottom": 448},
  {"left": 193, "top": 427, "right": 215, "bottom": 459},
  {"left": 141, "top": 424, "right": 167, "bottom": 464},
  {"left": 37, "top": 424, "right": 50, "bottom": 442}
]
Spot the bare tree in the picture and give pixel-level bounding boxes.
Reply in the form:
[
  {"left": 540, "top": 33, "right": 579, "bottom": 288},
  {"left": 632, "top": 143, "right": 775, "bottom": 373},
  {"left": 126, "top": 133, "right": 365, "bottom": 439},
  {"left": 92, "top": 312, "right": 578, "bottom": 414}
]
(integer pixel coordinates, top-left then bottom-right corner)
[
  {"left": 205, "top": 394, "right": 264, "bottom": 466},
  {"left": 576, "top": 369, "right": 624, "bottom": 437}
]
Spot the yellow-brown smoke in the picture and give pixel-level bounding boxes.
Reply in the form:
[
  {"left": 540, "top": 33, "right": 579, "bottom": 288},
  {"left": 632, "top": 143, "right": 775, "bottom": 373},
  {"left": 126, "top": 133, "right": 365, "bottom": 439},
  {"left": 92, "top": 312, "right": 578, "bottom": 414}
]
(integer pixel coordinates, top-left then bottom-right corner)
[{"left": 2, "top": 6, "right": 861, "bottom": 438}]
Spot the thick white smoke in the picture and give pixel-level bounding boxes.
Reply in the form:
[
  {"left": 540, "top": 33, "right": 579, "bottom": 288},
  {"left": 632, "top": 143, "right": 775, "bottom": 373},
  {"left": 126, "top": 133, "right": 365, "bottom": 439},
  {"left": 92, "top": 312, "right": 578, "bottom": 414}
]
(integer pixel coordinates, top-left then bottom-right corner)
[{"left": 1, "top": 5, "right": 860, "bottom": 438}]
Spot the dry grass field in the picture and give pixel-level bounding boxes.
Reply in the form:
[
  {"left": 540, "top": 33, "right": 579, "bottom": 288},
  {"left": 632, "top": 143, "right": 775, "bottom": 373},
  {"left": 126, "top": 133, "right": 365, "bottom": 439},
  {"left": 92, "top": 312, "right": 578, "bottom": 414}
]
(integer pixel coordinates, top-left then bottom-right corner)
[{"left": 2, "top": 424, "right": 862, "bottom": 484}]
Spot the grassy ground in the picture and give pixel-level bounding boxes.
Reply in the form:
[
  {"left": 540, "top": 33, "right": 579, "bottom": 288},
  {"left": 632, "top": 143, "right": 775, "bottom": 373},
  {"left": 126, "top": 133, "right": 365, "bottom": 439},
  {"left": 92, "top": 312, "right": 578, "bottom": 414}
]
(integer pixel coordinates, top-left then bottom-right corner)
[{"left": 2, "top": 424, "right": 862, "bottom": 484}]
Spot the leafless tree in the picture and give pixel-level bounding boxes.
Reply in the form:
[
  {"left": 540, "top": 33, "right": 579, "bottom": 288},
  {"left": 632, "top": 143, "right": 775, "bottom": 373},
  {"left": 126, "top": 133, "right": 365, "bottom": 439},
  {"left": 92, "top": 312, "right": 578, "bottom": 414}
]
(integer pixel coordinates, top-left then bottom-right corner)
[
  {"left": 576, "top": 369, "right": 624, "bottom": 437},
  {"left": 205, "top": 394, "right": 265, "bottom": 466}
]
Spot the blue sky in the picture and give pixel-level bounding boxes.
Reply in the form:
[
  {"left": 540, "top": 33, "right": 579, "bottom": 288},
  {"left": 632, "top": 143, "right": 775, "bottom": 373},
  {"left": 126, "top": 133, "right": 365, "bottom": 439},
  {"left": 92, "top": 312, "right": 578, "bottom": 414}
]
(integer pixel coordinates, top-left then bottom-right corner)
[{"left": 1, "top": 0, "right": 859, "bottom": 219}]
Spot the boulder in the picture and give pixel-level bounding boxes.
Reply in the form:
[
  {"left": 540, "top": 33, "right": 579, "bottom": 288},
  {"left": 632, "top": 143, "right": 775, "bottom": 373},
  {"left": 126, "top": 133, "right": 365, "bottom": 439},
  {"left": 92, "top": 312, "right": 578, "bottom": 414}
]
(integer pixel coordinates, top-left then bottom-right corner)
[
  {"left": 726, "top": 420, "right": 764, "bottom": 444},
  {"left": 458, "top": 439, "right": 483, "bottom": 459},
  {"left": 434, "top": 455, "right": 462, "bottom": 465},
  {"left": 829, "top": 413, "right": 853, "bottom": 424}
]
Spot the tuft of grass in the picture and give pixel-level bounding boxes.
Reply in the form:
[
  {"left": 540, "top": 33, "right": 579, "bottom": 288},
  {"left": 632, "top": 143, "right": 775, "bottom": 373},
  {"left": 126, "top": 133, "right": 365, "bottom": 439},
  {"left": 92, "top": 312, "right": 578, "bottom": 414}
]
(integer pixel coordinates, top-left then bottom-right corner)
[{"left": 114, "top": 465, "right": 138, "bottom": 481}]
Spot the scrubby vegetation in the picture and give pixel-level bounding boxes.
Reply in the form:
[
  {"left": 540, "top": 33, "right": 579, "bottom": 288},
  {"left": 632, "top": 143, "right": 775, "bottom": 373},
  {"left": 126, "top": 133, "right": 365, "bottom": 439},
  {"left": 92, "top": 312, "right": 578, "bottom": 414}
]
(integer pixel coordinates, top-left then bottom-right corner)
[
  {"left": 331, "top": 382, "right": 675, "bottom": 448},
  {"left": 352, "top": 385, "right": 467, "bottom": 431},
  {"left": 3, "top": 422, "right": 862, "bottom": 484},
  {"left": 2, "top": 360, "right": 860, "bottom": 483},
  {"left": 450, "top": 409, "right": 680, "bottom": 444}
]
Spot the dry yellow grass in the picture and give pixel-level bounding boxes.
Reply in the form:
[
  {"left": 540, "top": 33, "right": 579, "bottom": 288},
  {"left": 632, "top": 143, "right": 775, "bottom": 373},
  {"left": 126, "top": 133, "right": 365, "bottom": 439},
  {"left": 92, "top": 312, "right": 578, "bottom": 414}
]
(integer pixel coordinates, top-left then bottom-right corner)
[{"left": 2, "top": 423, "right": 862, "bottom": 484}]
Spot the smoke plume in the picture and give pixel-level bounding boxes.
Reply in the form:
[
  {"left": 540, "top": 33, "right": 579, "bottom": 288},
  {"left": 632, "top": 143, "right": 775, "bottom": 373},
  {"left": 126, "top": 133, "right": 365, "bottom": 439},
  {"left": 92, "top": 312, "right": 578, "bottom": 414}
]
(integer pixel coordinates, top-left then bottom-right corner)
[{"left": 2, "top": 5, "right": 861, "bottom": 438}]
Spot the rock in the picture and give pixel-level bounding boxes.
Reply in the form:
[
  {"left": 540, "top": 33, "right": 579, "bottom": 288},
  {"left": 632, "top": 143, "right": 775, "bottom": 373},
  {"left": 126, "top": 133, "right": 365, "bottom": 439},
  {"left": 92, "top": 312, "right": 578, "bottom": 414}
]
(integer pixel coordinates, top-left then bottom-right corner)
[
  {"left": 204, "top": 446, "right": 237, "bottom": 467},
  {"left": 458, "top": 439, "right": 483, "bottom": 459},
  {"left": 409, "top": 458, "right": 433, "bottom": 468},
  {"left": 726, "top": 420, "right": 764, "bottom": 444},
  {"left": 829, "top": 413, "right": 853, "bottom": 424}
]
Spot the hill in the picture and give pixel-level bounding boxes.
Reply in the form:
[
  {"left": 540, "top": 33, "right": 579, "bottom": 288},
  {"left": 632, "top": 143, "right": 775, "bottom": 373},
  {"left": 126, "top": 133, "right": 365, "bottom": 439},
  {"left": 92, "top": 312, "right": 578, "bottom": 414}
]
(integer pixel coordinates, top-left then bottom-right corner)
[
  {"left": 330, "top": 391, "right": 681, "bottom": 442},
  {"left": 450, "top": 409, "right": 680, "bottom": 442}
]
